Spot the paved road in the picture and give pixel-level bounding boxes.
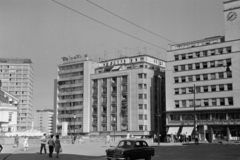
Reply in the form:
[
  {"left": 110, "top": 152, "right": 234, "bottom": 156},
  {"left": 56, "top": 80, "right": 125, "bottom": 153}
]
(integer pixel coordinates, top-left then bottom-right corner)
[{"left": 1, "top": 142, "right": 240, "bottom": 160}]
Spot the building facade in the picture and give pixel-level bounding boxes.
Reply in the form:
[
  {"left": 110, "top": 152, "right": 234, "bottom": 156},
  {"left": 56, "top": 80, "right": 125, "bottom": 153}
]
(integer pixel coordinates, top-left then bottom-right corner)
[
  {"left": 55, "top": 55, "right": 99, "bottom": 135},
  {"left": 90, "top": 54, "right": 165, "bottom": 136},
  {"left": 0, "top": 80, "right": 19, "bottom": 133},
  {"left": 0, "top": 58, "right": 33, "bottom": 131},
  {"left": 166, "top": 0, "right": 240, "bottom": 142},
  {"left": 33, "top": 109, "right": 54, "bottom": 135}
]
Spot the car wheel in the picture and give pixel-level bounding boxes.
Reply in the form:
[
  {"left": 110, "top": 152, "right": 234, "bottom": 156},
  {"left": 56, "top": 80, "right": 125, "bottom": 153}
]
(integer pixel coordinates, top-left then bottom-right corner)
[{"left": 145, "top": 155, "right": 151, "bottom": 160}]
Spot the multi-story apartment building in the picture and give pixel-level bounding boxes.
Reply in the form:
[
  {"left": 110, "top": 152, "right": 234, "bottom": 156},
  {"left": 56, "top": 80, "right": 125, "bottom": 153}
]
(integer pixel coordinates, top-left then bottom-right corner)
[
  {"left": 90, "top": 54, "right": 165, "bottom": 136},
  {"left": 34, "top": 109, "right": 54, "bottom": 135},
  {"left": 55, "top": 55, "right": 99, "bottom": 135},
  {"left": 0, "top": 80, "right": 19, "bottom": 133},
  {"left": 166, "top": 0, "right": 240, "bottom": 142},
  {"left": 0, "top": 58, "right": 33, "bottom": 131}
]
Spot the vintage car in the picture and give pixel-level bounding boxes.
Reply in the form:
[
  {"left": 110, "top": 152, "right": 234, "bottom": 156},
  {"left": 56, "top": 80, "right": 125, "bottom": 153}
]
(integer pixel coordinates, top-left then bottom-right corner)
[{"left": 105, "top": 139, "right": 155, "bottom": 160}]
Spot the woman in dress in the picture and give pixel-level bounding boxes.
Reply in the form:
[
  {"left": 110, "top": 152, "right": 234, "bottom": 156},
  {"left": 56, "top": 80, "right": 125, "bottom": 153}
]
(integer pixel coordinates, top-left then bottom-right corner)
[
  {"left": 55, "top": 135, "right": 61, "bottom": 158},
  {"left": 23, "top": 136, "right": 29, "bottom": 151}
]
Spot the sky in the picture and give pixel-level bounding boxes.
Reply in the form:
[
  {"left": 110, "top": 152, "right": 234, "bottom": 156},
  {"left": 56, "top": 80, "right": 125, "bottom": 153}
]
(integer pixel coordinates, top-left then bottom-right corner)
[{"left": 0, "top": 0, "right": 224, "bottom": 110}]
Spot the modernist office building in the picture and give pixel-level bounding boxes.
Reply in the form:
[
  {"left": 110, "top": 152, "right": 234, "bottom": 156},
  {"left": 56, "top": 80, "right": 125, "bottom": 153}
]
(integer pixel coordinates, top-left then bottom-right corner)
[
  {"left": 0, "top": 58, "right": 33, "bottom": 131},
  {"left": 90, "top": 54, "right": 165, "bottom": 136},
  {"left": 166, "top": 0, "right": 240, "bottom": 142},
  {"left": 55, "top": 55, "right": 99, "bottom": 135},
  {"left": 34, "top": 109, "right": 54, "bottom": 135}
]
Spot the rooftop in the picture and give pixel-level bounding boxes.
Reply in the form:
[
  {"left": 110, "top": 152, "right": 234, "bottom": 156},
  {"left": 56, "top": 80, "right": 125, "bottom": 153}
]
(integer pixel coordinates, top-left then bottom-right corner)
[{"left": 0, "top": 58, "right": 32, "bottom": 64}]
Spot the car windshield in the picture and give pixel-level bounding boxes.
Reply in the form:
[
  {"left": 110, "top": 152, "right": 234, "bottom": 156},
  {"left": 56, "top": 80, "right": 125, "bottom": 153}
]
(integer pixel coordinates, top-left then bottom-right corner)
[{"left": 118, "top": 141, "right": 133, "bottom": 148}]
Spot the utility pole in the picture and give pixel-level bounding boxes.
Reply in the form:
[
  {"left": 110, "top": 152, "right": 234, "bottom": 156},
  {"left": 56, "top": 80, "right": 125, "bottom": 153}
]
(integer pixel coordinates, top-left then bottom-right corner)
[{"left": 157, "top": 75, "right": 161, "bottom": 145}]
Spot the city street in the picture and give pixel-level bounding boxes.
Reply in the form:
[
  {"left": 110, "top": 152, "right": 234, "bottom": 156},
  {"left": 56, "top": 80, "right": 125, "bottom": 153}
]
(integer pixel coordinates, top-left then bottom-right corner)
[{"left": 1, "top": 142, "right": 240, "bottom": 160}]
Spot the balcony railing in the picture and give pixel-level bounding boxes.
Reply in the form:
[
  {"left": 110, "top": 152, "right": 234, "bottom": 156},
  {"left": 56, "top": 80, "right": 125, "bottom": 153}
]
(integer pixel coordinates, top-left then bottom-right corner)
[
  {"left": 121, "top": 100, "right": 127, "bottom": 104},
  {"left": 121, "top": 120, "right": 128, "bottom": 124},
  {"left": 111, "top": 120, "right": 117, "bottom": 124},
  {"left": 102, "top": 83, "right": 107, "bottom": 87},
  {"left": 122, "top": 81, "right": 127, "bottom": 85},
  {"left": 101, "top": 111, "right": 107, "bottom": 115},
  {"left": 101, "top": 120, "right": 107, "bottom": 123},
  {"left": 111, "top": 110, "right": 117, "bottom": 114}
]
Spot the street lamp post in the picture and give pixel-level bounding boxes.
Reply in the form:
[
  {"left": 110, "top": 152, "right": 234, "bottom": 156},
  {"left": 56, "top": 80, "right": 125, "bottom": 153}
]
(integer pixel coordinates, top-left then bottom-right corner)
[{"left": 113, "top": 117, "right": 116, "bottom": 142}]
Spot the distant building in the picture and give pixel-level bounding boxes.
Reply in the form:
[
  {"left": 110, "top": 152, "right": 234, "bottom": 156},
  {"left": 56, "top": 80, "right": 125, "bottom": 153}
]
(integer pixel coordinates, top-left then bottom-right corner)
[
  {"left": 34, "top": 109, "right": 54, "bottom": 135},
  {"left": 0, "top": 80, "right": 19, "bottom": 133},
  {"left": 166, "top": 0, "right": 240, "bottom": 142},
  {"left": 0, "top": 58, "right": 33, "bottom": 131},
  {"left": 90, "top": 54, "right": 166, "bottom": 136},
  {"left": 54, "top": 55, "right": 100, "bottom": 135}
]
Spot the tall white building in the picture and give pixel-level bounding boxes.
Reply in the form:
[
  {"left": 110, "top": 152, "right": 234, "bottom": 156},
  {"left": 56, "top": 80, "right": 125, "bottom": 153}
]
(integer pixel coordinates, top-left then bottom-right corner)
[
  {"left": 34, "top": 109, "right": 54, "bottom": 135},
  {"left": 0, "top": 58, "right": 33, "bottom": 131},
  {"left": 54, "top": 55, "right": 99, "bottom": 135},
  {"left": 166, "top": 0, "right": 240, "bottom": 142}
]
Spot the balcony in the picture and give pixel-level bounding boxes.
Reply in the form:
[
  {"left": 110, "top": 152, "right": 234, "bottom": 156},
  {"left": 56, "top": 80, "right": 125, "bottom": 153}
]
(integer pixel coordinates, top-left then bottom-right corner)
[
  {"left": 111, "top": 82, "right": 117, "bottom": 86},
  {"left": 58, "top": 75, "right": 83, "bottom": 81},
  {"left": 92, "top": 121, "right": 97, "bottom": 125},
  {"left": 111, "top": 91, "right": 117, "bottom": 96},
  {"left": 102, "top": 101, "right": 107, "bottom": 106},
  {"left": 101, "top": 111, "right": 107, "bottom": 115},
  {"left": 93, "top": 84, "right": 98, "bottom": 88},
  {"left": 102, "top": 91, "right": 107, "bottom": 96},
  {"left": 121, "top": 120, "right": 128, "bottom": 124},
  {"left": 101, "top": 120, "right": 107, "bottom": 124},
  {"left": 121, "top": 100, "right": 127, "bottom": 104},
  {"left": 58, "top": 68, "right": 83, "bottom": 74},
  {"left": 111, "top": 120, "right": 117, "bottom": 124},
  {"left": 58, "top": 83, "right": 83, "bottom": 89},
  {"left": 102, "top": 83, "right": 107, "bottom": 87},
  {"left": 121, "top": 90, "right": 127, "bottom": 95},
  {"left": 111, "top": 101, "right": 117, "bottom": 104},
  {"left": 58, "top": 105, "right": 83, "bottom": 110},
  {"left": 58, "top": 90, "right": 83, "bottom": 96},
  {"left": 92, "top": 111, "right": 98, "bottom": 115},
  {"left": 111, "top": 109, "right": 117, "bottom": 114},
  {"left": 122, "top": 81, "right": 127, "bottom": 85}
]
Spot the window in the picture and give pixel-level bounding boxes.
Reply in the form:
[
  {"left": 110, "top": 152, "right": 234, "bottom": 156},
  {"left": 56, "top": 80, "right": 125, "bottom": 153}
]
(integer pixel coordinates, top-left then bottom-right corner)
[
  {"left": 181, "top": 65, "right": 185, "bottom": 71},
  {"left": 195, "top": 63, "right": 200, "bottom": 69},
  {"left": 196, "top": 86, "right": 201, "bottom": 92},
  {"left": 217, "top": 60, "right": 223, "bottom": 67},
  {"left": 175, "top": 89, "right": 179, "bottom": 95},
  {"left": 220, "top": 98, "right": 225, "bottom": 105},
  {"left": 227, "top": 71, "right": 232, "bottom": 78},
  {"left": 144, "top": 74, "right": 147, "bottom": 79},
  {"left": 139, "top": 115, "right": 143, "bottom": 120},
  {"left": 170, "top": 114, "right": 180, "bottom": 121},
  {"left": 138, "top": 94, "right": 143, "bottom": 99},
  {"left": 174, "top": 66, "right": 178, "bottom": 72},
  {"left": 196, "top": 99, "right": 201, "bottom": 107},
  {"left": 139, "top": 125, "right": 144, "bottom": 130},
  {"left": 144, "top": 104, "right": 147, "bottom": 109},
  {"left": 145, "top": 115, "right": 147, "bottom": 120},
  {"left": 175, "top": 101, "right": 179, "bottom": 108},
  {"left": 181, "top": 77, "right": 186, "bottom": 83},
  {"left": 228, "top": 97, "right": 233, "bottom": 105},
  {"left": 188, "top": 64, "right": 193, "bottom": 70},
  {"left": 174, "top": 55, "right": 179, "bottom": 60},
  {"left": 212, "top": 98, "right": 217, "bottom": 106},
  {"left": 203, "top": 74, "right": 208, "bottom": 80},
  {"left": 227, "top": 84, "right": 232, "bottom": 90},
  {"left": 218, "top": 48, "right": 223, "bottom": 54},
  {"left": 211, "top": 73, "right": 216, "bottom": 80},
  {"left": 203, "top": 51, "right": 208, "bottom": 56},
  {"left": 138, "top": 84, "right": 143, "bottom": 89},
  {"left": 219, "top": 84, "right": 224, "bottom": 91},
  {"left": 203, "top": 86, "right": 208, "bottom": 92},
  {"left": 211, "top": 85, "right": 216, "bottom": 92},
  {"left": 188, "top": 53, "right": 193, "bottom": 59},
  {"left": 144, "top": 84, "right": 147, "bottom": 89},
  {"left": 188, "top": 87, "right": 193, "bottom": 93},
  {"left": 144, "top": 94, "right": 147, "bottom": 99},
  {"left": 174, "top": 77, "right": 179, "bottom": 83},
  {"left": 210, "top": 50, "right": 215, "bottom": 56},
  {"left": 226, "top": 59, "right": 231, "bottom": 66},
  {"left": 203, "top": 62, "right": 208, "bottom": 68},
  {"left": 182, "top": 100, "right": 186, "bottom": 108},
  {"left": 196, "top": 75, "right": 200, "bottom": 81},
  {"left": 138, "top": 74, "right": 143, "bottom": 79},
  {"left": 226, "top": 47, "right": 231, "bottom": 53},
  {"left": 181, "top": 54, "right": 186, "bottom": 60},
  {"left": 182, "top": 88, "right": 186, "bottom": 94},
  {"left": 8, "top": 113, "right": 13, "bottom": 122},
  {"left": 139, "top": 104, "right": 143, "bottom": 109},
  {"left": 204, "top": 99, "right": 209, "bottom": 106},
  {"left": 218, "top": 72, "right": 224, "bottom": 79},
  {"left": 188, "top": 76, "right": 193, "bottom": 82},
  {"left": 189, "top": 100, "right": 193, "bottom": 107},
  {"left": 195, "top": 52, "right": 200, "bottom": 57},
  {"left": 210, "top": 61, "right": 215, "bottom": 68}
]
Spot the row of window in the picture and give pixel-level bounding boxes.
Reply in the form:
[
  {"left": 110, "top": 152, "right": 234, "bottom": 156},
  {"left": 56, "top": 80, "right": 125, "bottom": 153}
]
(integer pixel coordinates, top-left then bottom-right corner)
[
  {"left": 59, "top": 63, "right": 84, "bottom": 71},
  {"left": 0, "top": 65, "right": 29, "bottom": 69},
  {"left": 139, "top": 114, "right": 147, "bottom": 120},
  {"left": 138, "top": 73, "right": 147, "bottom": 79},
  {"left": 174, "top": 47, "right": 231, "bottom": 61},
  {"left": 59, "top": 94, "right": 83, "bottom": 100},
  {"left": 174, "top": 71, "right": 231, "bottom": 83},
  {"left": 175, "top": 97, "right": 233, "bottom": 108},
  {"left": 175, "top": 83, "right": 232, "bottom": 95},
  {"left": 59, "top": 101, "right": 83, "bottom": 107},
  {"left": 170, "top": 112, "right": 240, "bottom": 121},
  {"left": 59, "top": 71, "right": 84, "bottom": 78},
  {"left": 174, "top": 59, "right": 231, "bottom": 72}
]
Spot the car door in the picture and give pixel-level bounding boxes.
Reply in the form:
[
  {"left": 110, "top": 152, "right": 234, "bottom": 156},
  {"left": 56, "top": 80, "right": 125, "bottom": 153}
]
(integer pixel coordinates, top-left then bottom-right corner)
[
  {"left": 133, "top": 141, "right": 144, "bottom": 159},
  {"left": 140, "top": 141, "right": 149, "bottom": 159}
]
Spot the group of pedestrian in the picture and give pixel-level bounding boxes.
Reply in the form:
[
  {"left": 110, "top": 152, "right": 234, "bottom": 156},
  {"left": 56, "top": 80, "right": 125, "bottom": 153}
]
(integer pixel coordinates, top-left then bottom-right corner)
[{"left": 40, "top": 134, "right": 62, "bottom": 158}]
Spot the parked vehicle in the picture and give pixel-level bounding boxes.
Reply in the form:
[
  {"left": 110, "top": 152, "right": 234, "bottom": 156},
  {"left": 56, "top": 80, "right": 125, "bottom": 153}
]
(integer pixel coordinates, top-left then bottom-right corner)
[{"left": 105, "top": 139, "right": 155, "bottom": 160}]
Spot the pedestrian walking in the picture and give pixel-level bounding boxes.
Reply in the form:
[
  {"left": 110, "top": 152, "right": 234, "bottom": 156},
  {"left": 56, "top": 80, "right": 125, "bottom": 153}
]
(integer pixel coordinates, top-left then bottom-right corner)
[
  {"left": 48, "top": 135, "right": 55, "bottom": 158},
  {"left": 40, "top": 133, "right": 47, "bottom": 154},
  {"left": 0, "top": 144, "right": 3, "bottom": 152},
  {"left": 55, "top": 135, "right": 62, "bottom": 158},
  {"left": 23, "top": 136, "right": 29, "bottom": 151},
  {"left": 14, "top": 134, "right": 19, "bottom": 147},
  {"left": 71, "top": 136, "right": 75, "bottom": 144},
  {"left": 195, "top": 133, "right": 199, "bottom": 144},
  {"left": 126, "top": 132, "right": 130, "bottom": 139},
  {"left": 106, "top": 133, "right": 110, "bottom": 146}
]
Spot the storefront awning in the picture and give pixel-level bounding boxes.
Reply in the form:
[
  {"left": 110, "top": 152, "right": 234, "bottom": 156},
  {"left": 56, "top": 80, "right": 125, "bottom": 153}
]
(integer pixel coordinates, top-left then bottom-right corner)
[
  {"left": 111, "top": 65, "right": 121, "bottom": 71},
  {"left": 181, "top": 127, "right": 194, "bottom": 136},
  {"left": 167, "top": 127, "right": 179, "bottom": 135}
]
